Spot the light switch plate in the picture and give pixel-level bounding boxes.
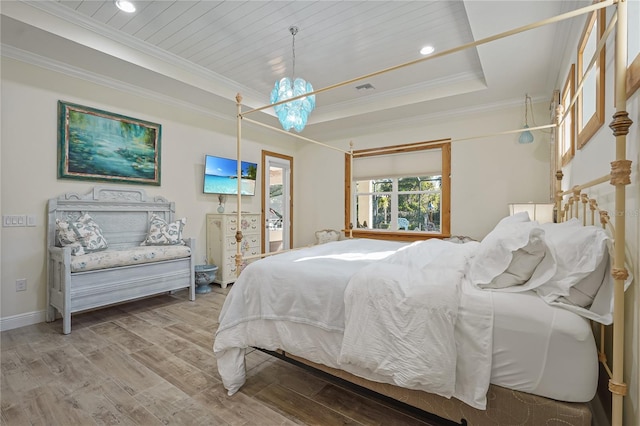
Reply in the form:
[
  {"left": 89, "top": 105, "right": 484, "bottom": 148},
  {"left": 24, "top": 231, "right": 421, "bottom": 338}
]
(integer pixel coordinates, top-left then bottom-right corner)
[{"left": 3, "top": 215, "right": 26, "bottom": 227}]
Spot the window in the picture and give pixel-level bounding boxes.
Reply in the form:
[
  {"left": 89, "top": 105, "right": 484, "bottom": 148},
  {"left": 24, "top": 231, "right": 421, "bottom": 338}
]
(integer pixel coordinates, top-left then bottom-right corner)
[
  {"left": 355, "top": 176, "right": 442, "bottom": 232},
  {"left": 345, "top": 140, "right": 450, "bottom": 242},
  {"left": 559, "top": 64, "right": 575, "bottom": 166},
  {"left": 576, "top": 7, "right": 605, "bottom": 149}
]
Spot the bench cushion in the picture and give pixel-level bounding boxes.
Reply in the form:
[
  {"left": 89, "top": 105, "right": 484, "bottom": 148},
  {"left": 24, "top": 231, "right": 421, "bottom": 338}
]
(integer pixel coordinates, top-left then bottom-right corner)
[{"left": 70, "top": 245, "right": 192, "bottom": 273}]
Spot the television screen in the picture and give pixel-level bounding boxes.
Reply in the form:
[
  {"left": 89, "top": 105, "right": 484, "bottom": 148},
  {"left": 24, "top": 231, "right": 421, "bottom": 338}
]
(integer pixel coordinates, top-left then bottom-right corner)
[{"left": 204, "top": 155, "right": 257, "bottom": 196}]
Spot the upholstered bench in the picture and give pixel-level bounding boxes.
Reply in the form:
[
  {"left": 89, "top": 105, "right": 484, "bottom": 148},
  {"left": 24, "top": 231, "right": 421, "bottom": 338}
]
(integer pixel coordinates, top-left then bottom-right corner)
[{"left": 46, "top": 186, "right": 195, "bottom": 334}]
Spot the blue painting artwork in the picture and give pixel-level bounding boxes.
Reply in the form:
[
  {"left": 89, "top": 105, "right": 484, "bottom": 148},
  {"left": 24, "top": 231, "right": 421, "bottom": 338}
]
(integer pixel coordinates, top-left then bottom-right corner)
[{"left": 58, "top": 101, "right": 161, "bottom": 185}]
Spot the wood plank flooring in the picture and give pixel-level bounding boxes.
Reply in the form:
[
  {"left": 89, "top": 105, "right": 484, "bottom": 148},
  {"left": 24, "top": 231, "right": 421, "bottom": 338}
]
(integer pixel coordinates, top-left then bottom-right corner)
[{"left": 1, "top": 286, "right": 451, "bottom": 426}]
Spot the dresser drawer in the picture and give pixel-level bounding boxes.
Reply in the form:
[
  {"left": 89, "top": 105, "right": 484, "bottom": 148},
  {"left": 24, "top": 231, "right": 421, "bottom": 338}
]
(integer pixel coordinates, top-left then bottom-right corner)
[
  {"left": 224, "top": 235, "right": 260, "bottom": 252},
  {"left": 225, "top": 215, "right": 260, "bottom": 233}
]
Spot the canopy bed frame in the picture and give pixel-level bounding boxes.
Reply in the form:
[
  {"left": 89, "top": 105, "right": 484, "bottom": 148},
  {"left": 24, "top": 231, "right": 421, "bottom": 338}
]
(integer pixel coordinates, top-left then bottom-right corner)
[{"left": 222, "top": 0, "right": 633, "bottom": 424}]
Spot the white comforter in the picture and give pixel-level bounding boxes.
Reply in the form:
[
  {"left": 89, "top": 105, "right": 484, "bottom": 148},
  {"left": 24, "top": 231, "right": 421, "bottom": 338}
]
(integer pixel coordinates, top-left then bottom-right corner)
[
  {"left": 339, "top": 239, "right": 492, "bottom": 408},
  {"left": 214, "top": 238, "right": 493, "bottom": 409}
]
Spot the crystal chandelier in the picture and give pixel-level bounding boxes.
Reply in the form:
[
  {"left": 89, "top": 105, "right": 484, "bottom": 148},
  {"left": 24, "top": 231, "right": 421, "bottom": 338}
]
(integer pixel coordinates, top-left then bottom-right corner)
[{"left": 271, "top": 26, "right": 315, "bottom": 133}]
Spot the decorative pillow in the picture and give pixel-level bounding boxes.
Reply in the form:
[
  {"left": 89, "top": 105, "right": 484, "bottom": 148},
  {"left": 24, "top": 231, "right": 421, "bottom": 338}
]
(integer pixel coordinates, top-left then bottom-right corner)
[
  {"left": 315, "top": 229, "right": 341, "bottom": 245},
  {"left": 141, "top": 214, "right": 186, "bottom": 246},
  {"left": 470, "top": 221, "right": 556, "bottom": 292},
  {"left": 56, "top": 213, "right": 109, "bottom": 256}
]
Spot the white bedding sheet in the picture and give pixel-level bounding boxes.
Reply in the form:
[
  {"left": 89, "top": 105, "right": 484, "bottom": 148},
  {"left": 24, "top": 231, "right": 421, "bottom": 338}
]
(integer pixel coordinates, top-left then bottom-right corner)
[
  {"left": 489, "top": 290, "right": 597, "bottom": 402},
  {"left": 214, "top": 239, "right": 598, "bottom": 408}
]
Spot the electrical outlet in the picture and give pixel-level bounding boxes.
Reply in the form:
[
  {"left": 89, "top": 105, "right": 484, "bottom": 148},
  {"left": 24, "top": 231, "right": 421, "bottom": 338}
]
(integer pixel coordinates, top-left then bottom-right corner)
[{"left": 16, "top": 279, "right": 27, "bottom": 292}]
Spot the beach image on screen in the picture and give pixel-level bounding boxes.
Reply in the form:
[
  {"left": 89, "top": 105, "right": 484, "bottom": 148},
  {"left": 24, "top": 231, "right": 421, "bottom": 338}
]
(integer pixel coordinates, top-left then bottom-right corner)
[{"left": 204, "top": 155, "right": 257, "bottom": 195}]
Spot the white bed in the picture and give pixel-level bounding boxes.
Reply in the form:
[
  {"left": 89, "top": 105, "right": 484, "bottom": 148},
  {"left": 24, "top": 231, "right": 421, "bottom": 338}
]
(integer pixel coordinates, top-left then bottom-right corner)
[
  {"left": 214, "top": 213, "right": 617, "bottom": 419},
  {"left": 223, "top": 1, "right": 634, "bottom": 423}
]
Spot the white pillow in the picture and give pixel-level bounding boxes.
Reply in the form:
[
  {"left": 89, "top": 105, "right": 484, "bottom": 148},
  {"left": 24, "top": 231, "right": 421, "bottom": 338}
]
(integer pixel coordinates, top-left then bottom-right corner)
[
  {"left": 497, "top": 211, "right": 531, "bottom": 226},
  {"left": 557, "top": 249, "right": 609, "bottom": 307},
  {"left": 482, "top": 235, "right": 546, "bottom": 289},
  {"left": 535, "top": 223, "right": 610, "bottom": 300},
  {"left": 470, "top": 221, "right": 555, "bottom": 292},
  {"left": 534, "top": 221, "right": 631, "bottom": 324}
]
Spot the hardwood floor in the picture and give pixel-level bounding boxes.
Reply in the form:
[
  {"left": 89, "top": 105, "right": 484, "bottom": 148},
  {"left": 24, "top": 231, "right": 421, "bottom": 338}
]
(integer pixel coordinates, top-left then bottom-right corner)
[{"left": 1, "top": 286, "right": 452, "bottom": 426}]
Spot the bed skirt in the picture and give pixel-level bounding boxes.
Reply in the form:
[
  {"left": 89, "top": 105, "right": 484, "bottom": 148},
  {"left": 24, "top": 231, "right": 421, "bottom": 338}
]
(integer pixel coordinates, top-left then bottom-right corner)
[{"left": 278, "top": 350, "right": 592, "bottom": 426}]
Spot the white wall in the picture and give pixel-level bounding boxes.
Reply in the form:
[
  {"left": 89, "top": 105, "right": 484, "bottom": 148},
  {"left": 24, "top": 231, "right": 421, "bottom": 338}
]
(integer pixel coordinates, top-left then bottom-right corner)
[
  {"left": 0, "top": 58, "right": 296, "bottom": 327},
  {"left": 295, "top": 102, "right": 552, "bottom": 246}
]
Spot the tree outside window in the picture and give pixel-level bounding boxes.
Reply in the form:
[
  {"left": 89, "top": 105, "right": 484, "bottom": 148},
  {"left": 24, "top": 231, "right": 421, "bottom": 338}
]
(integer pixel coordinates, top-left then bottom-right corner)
[
  {"left": 346, "top": 140, "right": 450, "bottom": 242},
  {"left": 356, "top": 176, "right": 441, "bottom": 232}
]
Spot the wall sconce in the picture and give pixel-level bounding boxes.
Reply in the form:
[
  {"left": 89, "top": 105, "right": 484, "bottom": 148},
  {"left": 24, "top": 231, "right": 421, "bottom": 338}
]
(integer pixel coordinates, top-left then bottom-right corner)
[{"left": 509, "top": 203, "right": 555, "bottom": 223}]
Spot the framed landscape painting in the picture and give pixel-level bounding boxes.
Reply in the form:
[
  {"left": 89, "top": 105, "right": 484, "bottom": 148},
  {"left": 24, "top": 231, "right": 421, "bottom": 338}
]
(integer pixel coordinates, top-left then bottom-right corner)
[{"left": 58, "top": 101, "right": 161, "bottom": 186}]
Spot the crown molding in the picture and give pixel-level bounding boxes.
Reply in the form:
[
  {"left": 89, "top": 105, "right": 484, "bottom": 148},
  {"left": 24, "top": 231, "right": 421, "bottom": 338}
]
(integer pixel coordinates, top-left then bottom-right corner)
[
  {"left": 1, "top": 44, "right": 233, "bottom": 123},
  {"left": 12, "top": 0, "right": 267, "bottom": 108}
]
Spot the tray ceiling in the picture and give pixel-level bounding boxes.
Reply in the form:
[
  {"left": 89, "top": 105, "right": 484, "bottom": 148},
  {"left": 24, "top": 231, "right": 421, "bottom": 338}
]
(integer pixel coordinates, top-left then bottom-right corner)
[{"left": 1, "top": 0, "right": 591, "bottom": 138}]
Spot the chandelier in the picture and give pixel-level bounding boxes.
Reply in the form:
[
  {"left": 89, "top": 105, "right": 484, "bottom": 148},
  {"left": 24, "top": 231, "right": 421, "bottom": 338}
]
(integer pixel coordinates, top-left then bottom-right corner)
[{"left": 271, "top": 26, "right": 315, "bottom": 133}]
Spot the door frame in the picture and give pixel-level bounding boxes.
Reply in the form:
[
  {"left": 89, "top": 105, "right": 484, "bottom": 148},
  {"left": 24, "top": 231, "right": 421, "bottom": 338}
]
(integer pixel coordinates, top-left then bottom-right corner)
[{"left": 261, "top": 150, "right": 293, "bottom": 254}]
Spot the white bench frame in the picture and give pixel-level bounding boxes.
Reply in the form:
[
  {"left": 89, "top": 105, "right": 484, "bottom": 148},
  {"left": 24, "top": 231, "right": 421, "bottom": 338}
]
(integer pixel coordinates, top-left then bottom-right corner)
[{"left": 46, "top": 186, "right": 195, "bottom": 334}]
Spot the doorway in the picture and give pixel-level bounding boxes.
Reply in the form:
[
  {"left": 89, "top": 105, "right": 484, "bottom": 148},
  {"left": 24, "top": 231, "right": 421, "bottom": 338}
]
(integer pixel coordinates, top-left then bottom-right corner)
[{"left": 262, "top": 151, "right": 293, "bottom": 254}]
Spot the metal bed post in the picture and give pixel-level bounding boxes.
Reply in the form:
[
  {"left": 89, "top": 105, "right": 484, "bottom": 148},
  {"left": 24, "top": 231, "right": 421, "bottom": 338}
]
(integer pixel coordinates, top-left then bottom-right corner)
[
  {"left": 609, "top": 0, "right": 632, "bottom": 423},
  {"left": 235, "top": 93, "right": 244, "bottom": 277}
]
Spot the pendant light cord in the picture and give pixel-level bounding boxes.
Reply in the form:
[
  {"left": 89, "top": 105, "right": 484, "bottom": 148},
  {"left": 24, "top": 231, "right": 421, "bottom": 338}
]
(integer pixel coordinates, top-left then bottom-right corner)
[
  {"left": 524, "top": 94, "right": 530, "bottom": 126},
  {"left": 525, "top": 94, "right": 553, "bottom": 134}
]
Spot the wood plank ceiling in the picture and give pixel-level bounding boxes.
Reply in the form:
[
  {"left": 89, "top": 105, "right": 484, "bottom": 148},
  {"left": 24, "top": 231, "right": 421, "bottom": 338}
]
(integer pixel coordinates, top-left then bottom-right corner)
[{"left": 1, "top": 0, "right": 591, "bottom": 136}]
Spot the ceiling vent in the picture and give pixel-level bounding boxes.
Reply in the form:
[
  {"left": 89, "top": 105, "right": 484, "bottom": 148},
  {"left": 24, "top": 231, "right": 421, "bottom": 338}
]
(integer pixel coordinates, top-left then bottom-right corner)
[{"left": 355, "top": 83, "right": 375, "bottom": 91}]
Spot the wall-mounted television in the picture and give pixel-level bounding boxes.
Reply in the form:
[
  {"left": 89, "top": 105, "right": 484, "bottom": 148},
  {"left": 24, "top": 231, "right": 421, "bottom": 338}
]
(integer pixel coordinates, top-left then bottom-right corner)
[{"left": 204, "top": 155, "right": 257, "bottom": 196}]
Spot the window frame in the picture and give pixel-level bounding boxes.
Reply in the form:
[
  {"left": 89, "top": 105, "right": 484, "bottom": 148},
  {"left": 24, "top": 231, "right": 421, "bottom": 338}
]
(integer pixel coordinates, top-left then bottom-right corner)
[
  {"left": 559, "top": 64, "right": 576, "bottom": 167},
  {"left": 576, "top": 7, "right": 605, "bottom": 149},
  {"left": 345, "top": 140, "right": 451, "bottom": 242},
  {"left": 354, "top": 176, "right": 442, "bottom": 232}
]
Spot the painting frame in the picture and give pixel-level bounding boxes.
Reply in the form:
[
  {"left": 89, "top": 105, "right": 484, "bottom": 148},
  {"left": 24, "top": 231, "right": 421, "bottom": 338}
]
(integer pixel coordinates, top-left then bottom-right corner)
[{"left": 58, "top": 101, "right": 161, "bottom": 186}]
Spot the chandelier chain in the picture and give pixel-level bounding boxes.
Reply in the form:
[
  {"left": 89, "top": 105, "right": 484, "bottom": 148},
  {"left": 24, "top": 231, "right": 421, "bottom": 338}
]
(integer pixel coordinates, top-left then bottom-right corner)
[{"left": 290, "top": 26, "right": 298, "bottom": 80}]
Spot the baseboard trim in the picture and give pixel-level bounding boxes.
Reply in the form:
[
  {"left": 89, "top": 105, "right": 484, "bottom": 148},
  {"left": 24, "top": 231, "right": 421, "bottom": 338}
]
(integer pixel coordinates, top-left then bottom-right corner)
[
  {"left": 589, "top": 394, "right": 610, "bottom": 426},
  {"left": 0, "top": 310, "right": 46, "bottom": 332}
]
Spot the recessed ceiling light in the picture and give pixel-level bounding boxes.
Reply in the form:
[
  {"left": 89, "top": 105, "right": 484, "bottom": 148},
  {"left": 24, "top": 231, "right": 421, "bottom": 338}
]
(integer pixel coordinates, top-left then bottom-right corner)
[
  {"left": 420, "top": 45, "right": 435, "bottom": 56},
  {"left": 115, "top": 0, "right": 136, "bottom": 13}
]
